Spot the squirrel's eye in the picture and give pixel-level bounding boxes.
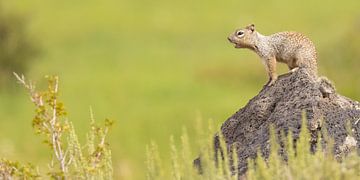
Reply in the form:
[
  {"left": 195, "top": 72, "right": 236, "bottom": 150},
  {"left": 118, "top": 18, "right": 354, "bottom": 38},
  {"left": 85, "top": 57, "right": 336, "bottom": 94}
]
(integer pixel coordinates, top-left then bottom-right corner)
[{"left": 237, "top": 31, "right": 244, "bottom": 36}]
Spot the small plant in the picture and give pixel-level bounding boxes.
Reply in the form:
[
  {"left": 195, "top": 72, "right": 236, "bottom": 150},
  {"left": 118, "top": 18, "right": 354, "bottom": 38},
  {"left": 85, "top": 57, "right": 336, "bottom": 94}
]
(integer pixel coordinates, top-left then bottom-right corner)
[
  {"left": 0, "top": 74, "right": 114, "bottom": 179},
  {"left": 146, "top": 123, "right": 240, "bottom": 180},
  {"left": 0, "top": 158, "right": 39, "bottom": 179},
  {"left": 247, "top": 118, "right": 360, "bottom": 180},
  {"left": 146, "top": 118, "right": 360, "bottom": 180}
]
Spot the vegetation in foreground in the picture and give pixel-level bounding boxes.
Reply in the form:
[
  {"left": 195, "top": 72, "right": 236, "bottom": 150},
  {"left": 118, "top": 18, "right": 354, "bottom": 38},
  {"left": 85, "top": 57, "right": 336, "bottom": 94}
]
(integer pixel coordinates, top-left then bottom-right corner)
[
  {"left": 147, "top": 118, "right": 360, "bottom": 179},
  {"left": 0, "top": 74, "right": 359, "bottom": 179},
  {"left": 1, "top": 74, "right": 113, "bottom": 179}
]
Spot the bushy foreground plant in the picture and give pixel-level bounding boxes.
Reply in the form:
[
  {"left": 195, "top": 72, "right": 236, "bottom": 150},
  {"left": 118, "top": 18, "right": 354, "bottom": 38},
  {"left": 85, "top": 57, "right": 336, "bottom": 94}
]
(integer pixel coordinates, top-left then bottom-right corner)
[
  {"left": 0, "top": 74, "right": 113, "bottom": 179},
  {"left": 147, "top": 117, "right": 360, "bottom": 180},
  {"left": 0, "top": 158, "right": 39, "bottom": 179}
]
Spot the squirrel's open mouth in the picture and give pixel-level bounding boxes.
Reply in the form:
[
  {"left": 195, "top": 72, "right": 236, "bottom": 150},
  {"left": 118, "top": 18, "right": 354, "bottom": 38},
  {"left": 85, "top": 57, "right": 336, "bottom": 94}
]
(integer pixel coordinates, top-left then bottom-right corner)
[
  {"left": 227, "top": 37, "right": 242, "bottom": 48},
  {"left": 234, "top": 43, "right": 242, "bottom": 48},
  {"left": 229, "top": 41, "right": 242, "bottom": 48}
]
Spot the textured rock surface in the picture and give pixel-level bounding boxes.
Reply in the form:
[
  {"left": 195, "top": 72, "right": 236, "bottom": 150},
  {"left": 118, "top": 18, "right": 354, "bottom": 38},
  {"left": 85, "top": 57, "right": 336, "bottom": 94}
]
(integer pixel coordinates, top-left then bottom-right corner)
[{"left": 195, "top": 68, "right": 360, "bottom": 176}]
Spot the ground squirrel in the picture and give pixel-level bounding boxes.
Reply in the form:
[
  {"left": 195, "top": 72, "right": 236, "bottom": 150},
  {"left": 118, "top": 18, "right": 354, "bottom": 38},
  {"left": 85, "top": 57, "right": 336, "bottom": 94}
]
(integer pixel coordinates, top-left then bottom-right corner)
[{"left": 228, "top": 24, "right": 318, "bottom": 86}]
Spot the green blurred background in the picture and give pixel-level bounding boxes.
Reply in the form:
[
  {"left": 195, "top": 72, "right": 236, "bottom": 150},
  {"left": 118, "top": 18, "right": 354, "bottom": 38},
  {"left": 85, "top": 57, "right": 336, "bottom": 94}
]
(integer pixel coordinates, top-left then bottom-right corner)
[{"left": 0, "top": 0, "right": 359, "bottom": 179}]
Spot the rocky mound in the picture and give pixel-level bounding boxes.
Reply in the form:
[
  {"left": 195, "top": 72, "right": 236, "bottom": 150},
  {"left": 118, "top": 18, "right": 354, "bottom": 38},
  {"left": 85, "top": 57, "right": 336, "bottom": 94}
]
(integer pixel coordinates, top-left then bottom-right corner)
[{"left": 195, "top": 68, "right": 360, "bottom": 176}]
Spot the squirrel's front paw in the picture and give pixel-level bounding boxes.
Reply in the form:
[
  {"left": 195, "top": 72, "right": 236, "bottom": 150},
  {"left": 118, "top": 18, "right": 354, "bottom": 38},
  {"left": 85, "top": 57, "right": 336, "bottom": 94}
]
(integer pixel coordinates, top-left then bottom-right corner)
[
  {"left": 267, "top": 78, "right": 277, "bottom": 86},
  {"left": 290, "top": 67, "right": 299, "bottom": 73}
]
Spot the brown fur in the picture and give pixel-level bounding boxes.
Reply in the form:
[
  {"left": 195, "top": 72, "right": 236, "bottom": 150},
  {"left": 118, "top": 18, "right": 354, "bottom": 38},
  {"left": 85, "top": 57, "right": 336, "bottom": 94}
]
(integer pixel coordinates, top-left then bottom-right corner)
[{"left": 228, "top": 24, "right": 318, "bottom": 86}]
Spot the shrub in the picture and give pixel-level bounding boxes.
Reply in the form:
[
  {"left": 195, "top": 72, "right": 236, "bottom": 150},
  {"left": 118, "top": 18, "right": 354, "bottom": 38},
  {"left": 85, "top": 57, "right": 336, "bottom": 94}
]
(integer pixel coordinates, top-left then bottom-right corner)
[
  {"left": 0, "top": 74, "right": 114, "bottom": 179},
  {"left": 0, "top": 158, "right": 39, "bottom": 179}
]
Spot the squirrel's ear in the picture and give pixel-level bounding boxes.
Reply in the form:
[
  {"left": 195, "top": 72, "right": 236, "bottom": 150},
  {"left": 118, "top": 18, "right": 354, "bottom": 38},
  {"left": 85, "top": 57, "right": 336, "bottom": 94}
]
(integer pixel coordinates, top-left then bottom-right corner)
[{"left": 247, "top": 24, "right": 255, "bottom": 32}]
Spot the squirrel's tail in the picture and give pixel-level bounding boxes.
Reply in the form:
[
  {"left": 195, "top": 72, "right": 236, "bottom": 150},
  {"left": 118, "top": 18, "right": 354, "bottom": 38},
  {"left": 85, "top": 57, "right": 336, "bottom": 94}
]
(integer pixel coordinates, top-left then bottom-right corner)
[{"left": 300, "top": 57, "right": 318, "bottom": 78}]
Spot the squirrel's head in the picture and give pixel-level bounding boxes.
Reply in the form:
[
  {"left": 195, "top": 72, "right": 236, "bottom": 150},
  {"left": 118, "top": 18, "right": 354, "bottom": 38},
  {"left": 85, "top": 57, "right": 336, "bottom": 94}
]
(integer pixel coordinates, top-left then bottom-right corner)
[{"left": 228, "top": 24, "right": 257, "bottom": 49}]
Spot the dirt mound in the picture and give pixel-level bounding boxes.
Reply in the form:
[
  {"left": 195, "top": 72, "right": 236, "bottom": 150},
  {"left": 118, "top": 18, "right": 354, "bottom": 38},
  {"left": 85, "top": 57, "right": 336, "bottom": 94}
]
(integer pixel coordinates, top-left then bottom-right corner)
[{"left": 195, "top": 68, "right": 360, "bottom": 176}]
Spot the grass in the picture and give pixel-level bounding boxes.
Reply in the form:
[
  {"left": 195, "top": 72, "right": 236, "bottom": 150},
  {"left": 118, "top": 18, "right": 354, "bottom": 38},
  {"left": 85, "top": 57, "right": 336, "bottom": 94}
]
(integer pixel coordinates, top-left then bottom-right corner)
[
  {"left": 0, "top": 0, "right": 359, "bottom": 179},
  {"left": 146, "top": 118, "right": 360, "bottom": 180}
]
